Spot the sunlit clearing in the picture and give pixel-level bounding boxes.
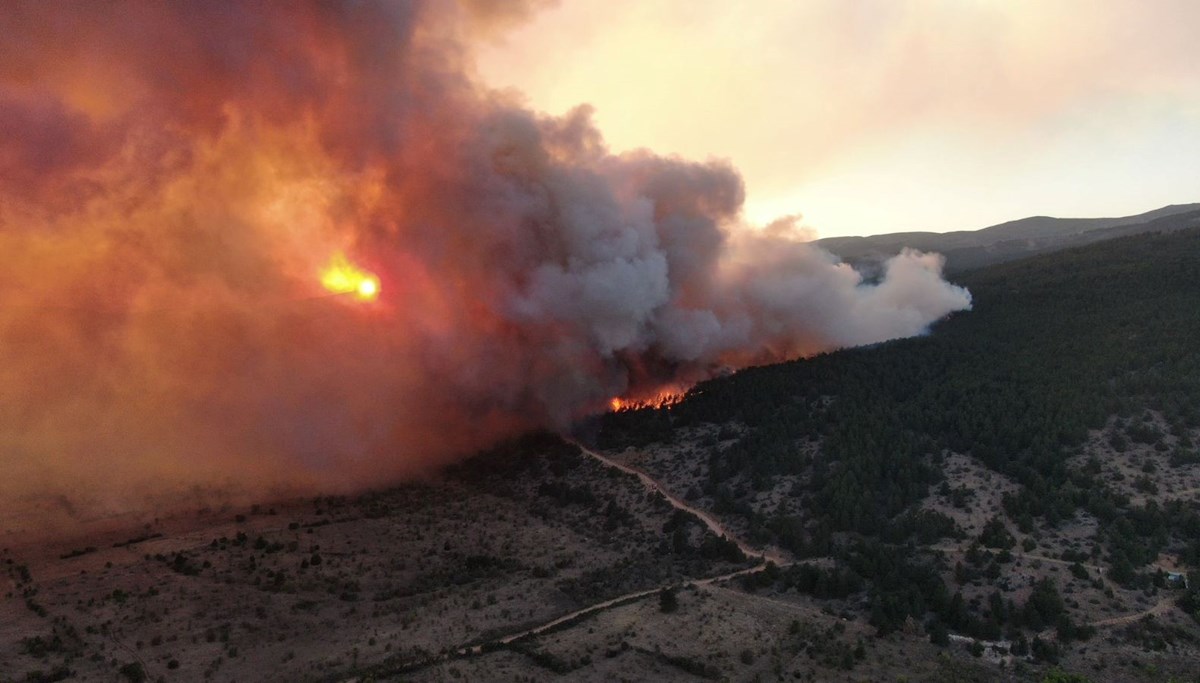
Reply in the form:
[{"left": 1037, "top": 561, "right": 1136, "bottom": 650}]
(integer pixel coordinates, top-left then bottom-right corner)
[{"left": 321, "top": 252, "right": 380, "bottom": 301}]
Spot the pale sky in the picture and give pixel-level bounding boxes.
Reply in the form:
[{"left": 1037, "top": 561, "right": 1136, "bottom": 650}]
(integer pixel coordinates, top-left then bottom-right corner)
[{"left": 475, "top": 0, "right": 1200, "bottom": 238}]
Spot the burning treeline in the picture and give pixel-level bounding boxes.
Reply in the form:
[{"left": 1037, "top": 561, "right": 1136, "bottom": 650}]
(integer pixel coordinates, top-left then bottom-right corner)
[{"left": 0, "top": 1, "right": 970, "bottom": 526}]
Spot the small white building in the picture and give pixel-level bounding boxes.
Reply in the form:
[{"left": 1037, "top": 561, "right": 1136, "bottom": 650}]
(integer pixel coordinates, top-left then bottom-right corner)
[{"left": 1165, "top": 571, "right": 1188, "bottom": 589}]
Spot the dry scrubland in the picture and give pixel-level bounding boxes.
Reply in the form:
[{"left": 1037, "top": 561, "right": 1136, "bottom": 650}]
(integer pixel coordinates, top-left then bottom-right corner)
[
  {"left": 403, "top": 582, "right": 1002, "bottom": 683},
  {"left": 4, "top": 422, "right": 1198, "bottom": 682},
  {"left": 605, "top": 424, "right": 819, "bottom": 548},
  {"left": 1, "top": 443, "right": 755, "bottom": 682},
  {"left": 601, "top": 419, "right": 1200, "bottom": 683}
]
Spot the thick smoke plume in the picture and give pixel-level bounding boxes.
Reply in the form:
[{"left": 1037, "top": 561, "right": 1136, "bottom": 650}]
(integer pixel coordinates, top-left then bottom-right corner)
[{"left": 0, "top": 1, "right": 969, "bottom": 530}]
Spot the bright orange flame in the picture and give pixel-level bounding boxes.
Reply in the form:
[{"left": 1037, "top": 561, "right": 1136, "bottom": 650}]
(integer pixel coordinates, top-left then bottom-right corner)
[
  {"left": 321, "top": 252, "right": 380, "bottom": 301},
  {"left": 608, "top": 387, "right": 686, "bottom": 413}
]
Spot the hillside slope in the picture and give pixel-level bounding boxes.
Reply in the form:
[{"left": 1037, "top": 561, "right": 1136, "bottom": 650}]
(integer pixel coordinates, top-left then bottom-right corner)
[
  {"left": 594, "top": 226, "right": 1200, "bottom": 681},
  {"left": 816, "top": 203, "right": 1200, "bottom": 272},
  {"left": 601, "top": 225, "right": 1200, "bottom": 548},
  {"left": 5, "top": 226, "right": 1199, "bottom": 683}
]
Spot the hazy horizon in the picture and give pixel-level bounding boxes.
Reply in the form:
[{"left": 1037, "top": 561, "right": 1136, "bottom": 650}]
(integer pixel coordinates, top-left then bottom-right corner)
[{"left": 477, "top": 0, "right": 1200, "bottom": 239}]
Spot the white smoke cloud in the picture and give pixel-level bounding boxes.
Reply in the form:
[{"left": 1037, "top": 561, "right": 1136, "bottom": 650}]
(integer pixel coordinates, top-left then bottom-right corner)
[{"left": 0, "top": 1, "right": 970, "bottom": 532}]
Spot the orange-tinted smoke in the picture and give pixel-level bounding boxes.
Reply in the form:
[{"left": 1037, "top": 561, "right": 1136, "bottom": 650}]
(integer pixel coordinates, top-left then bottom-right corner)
[{"left": 0, "top": 1, "right": 969, "bottom": 533}]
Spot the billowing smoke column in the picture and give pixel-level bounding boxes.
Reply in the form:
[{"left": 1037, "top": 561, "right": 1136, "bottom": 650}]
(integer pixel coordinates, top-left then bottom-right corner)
[{"left": 0, "top": 1, "right": 969, "bottom": 527}]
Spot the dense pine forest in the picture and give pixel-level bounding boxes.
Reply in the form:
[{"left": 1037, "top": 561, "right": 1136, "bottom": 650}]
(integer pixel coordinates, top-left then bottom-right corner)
[{"left": 594, "top": 227, "right": 1200, "bottom": 643}]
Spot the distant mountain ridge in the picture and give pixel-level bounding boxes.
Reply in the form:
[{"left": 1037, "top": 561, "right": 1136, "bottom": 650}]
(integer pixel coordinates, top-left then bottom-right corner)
[{"left": 817, "top": 203, "right": 1200, "bottom": 273}]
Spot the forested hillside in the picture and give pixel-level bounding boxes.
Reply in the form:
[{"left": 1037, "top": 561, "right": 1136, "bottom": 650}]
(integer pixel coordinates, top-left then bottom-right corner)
[{"left": 593, "top": 227, "right": 1200, "bottom": 645}]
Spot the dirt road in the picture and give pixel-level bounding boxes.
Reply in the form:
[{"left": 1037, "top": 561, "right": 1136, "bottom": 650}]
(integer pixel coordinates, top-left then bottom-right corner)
[
  {"left": 574, "top": 444, "right": 790, "bottom": 566},
  {"left": 467, "top": 443, "right": 791, "bottom": 649}
]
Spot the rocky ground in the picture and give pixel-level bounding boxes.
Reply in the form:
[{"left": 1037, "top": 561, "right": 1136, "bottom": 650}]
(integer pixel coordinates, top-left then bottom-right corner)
[
  {"left": 3, "top": 423, "right": 1198, "bottom": 682},
  {"left": 1, "top": 440, "right": 751, "bottom": 682}
]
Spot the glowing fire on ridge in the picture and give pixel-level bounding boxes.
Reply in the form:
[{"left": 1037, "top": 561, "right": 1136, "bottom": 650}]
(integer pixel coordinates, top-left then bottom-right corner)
[
  {"left": 321, "top": 252, "right": 380, "bottom": 301},
  {"left": 609, "top": 387, "right": 688, "bottom": 413}
]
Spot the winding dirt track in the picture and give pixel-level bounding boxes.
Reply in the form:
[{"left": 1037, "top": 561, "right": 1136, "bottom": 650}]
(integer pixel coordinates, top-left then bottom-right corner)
[
  {"left": 342, "top": 440, "right": 795, "bottom": 680},
  {"left": 1085, "top": 593, "right": 1178, "bottom": 629},
  {"left": 457, "top": 563, "right": 772, "bottom": 654},
  {"left": 452, "top": 444, "right": 1178, "bottom": 657},
  {"left": 453, "top": 443, "right": 790, "bottom": 654},
  {"left": 574, "top": 444, "right": 789, "bottom": 565},
  {"left": 584, "top": 446, "right": 1186, "bottom": 645},
  {"left": 359, "top": 443, "right": 1185, "bottom": 677},
  {"left": 341, "top": 440, "right": 794, "bottom": 677}
]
